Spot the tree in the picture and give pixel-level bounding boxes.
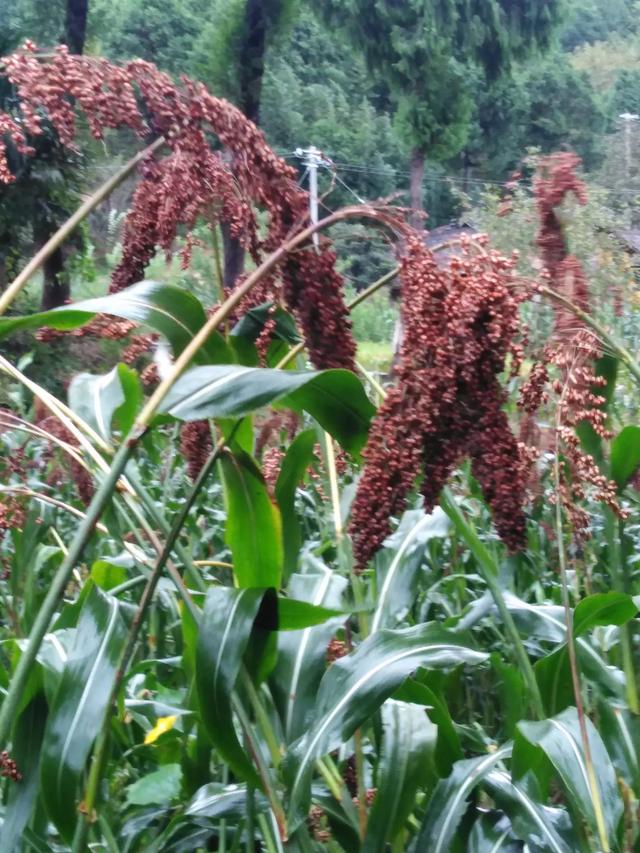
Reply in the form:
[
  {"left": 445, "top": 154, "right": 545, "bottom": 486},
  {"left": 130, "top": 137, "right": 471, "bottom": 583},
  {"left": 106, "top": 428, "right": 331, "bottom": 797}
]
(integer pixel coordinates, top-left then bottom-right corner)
[
  {"left": 64, "top": 0, "right": 89, "bottom": 54},
  {"left": 93, "top": 0, "right": 208, "bottom": 76},
  {"left": 0, "top": 0, "right": 89, "bottom": 308},
  {"left": 192, "top": 0, "right": 300, "bottom": 288},
  {"left": 320, "top": 0, "right": 561, "bottom": 223},
  {"left": 611, "top": 69, "right": 640, "bottom": 119},
  {"left": 559, "top": 0, "right": 637, "bottom": 52},
  {"left": 466, "top": 54, "right": 606, "bottom": 179}
]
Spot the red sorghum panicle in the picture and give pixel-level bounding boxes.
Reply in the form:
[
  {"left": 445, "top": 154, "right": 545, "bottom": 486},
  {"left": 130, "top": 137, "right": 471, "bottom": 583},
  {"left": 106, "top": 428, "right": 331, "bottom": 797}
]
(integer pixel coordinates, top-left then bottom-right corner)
[
  {"left": 0, "top": 45, "right": 356, "bottom": 371},
  {"left": 528, "top": 154, "right": 624, "bottom": 539},
  {"left": 36, "top": 415, "right": 94, "bottom": 505},
  {"left": 262, "top": 447, "right": 284, "bottom": 497},
  {"left": 534, "top": 152, "right": 588, "bottom": 338},
  {"left": 0, "top": 750, "right": 22, "bottom": 782},
  {"left": 255, "top": 410, "right": 300, "bottom": 457},
  {"left": 180, "top": 420, "right": 213, "bottom": 481},
  {"left": 349, "top": 236, "right": 528, "bottom": 570},
  {"left": 326, "top": 637, "right": 348, "bottom": 663}
]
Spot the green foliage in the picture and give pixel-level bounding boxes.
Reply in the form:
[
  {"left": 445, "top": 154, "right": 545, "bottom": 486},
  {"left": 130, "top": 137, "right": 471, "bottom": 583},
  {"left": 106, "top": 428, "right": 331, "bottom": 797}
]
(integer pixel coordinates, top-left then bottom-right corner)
[{"left": 319, "top": 0, "right": 562, "bottom": 162}]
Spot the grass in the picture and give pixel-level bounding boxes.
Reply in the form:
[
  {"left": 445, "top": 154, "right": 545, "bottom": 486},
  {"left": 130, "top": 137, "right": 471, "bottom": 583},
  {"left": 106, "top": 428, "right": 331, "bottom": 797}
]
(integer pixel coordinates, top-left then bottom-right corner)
[{"left": 357, "top": 340, "right": 394, "bottom": 373}]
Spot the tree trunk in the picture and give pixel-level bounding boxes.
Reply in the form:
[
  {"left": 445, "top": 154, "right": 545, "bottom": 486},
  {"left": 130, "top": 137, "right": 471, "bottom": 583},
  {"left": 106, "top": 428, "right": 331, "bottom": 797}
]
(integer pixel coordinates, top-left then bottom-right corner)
[
  {"left": 409, "top": 147, "right": 426, "bottom": 230},
  {"left": 41, "top": 246, "right": 70, "bottom": 310},
  {"left": 64, "top": 0, "right": 89, "bottom": 54},
  {"left": 222, "top": 0, "right": 268, "bottom": 289},
  {"left": 221, "top": 222, "right": 246, "bottom": 292}
]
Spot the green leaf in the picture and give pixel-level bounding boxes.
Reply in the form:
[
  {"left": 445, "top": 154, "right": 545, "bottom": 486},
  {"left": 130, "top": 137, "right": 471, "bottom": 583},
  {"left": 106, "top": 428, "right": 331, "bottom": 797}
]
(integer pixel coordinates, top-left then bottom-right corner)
[
  {"left": 270, "top": 568, "right": 348, "bottom": 743},
  {"left": 40, "top": 585, "right": 127, "bottom": 842},
  {"left": 598, "top": 699, "right": 640, "bottom": 795},
  {"left": 412, "top": 746, "right": 512, "bottom": 853},
  {"left": 611, "top": 425, "right": 640, "bottom": 489},
  {"left": 113, "top": 364, "right": 143, "bottom": 435},
  {"left": 231, "top": 303, "right": 301, "bottom": 344},
  {"left": 284, "top": 623, "right": 488, "bottom": 828},
  {"left": 484, "top": 770, "right": 578, "bottom": 853},
  {"left": 0, "top": 281, "right": 231, "bottom": 364},
  {"left": 371, "top": 507, "right": 449, "bottom": 633},
  {"left": 534, "top": 646, "right": 573, "bottom": 717},
  {"left": 363, "top": 700, "right": 437, "bottom": 852},
  {"left": 68, "top": 366, "right": 125, "bottom": 441},
  {"left": 572, "top": 591, "right": 637, "bottom": 636},
  {"left": 161, "top": 365, "right": 375, "bottom": 456},
  {"left": 275, "top": 429, "right": 317, "bottom": 577},
  {"left": 504, "top": 593, "right": 625, "bottom": 698},
  {"left": 277, "top": 597, "right": 345, "bottom": 630},
  {"left": 90, "top": 559, "right": 128, "bottom": 591},
  {"left": 468, "top": 814, "right": 520, "bottom": 853},
  {"left": 517, "top": 707, "right": 623, "bottom": 844},
  {"left": 393, "top": 678, "right": 463, "bottom": 776},
  {"left": 184, "top": 783, "right": 268, "bottom": 818},
  {"left": 0, "top": 695, "right": 47, "bottom": 853},
  {"left": 126, "top": 763, "right": 183, "bottom": 806},
  {"left": 219, "top": 449, "right": 283, "bottom": 588},
  {"left": 195, "top": 587, "right": 275, "bottom": 788}
]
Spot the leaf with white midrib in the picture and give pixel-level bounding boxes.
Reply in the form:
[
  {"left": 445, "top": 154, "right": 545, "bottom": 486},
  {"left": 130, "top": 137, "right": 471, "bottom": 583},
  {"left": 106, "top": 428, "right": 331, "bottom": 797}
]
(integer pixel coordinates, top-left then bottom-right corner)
[
  {"left": 40, "top": 586, "right": 127, "bottom": 842},
  {"left": 284, "top": 623, "right": 488, "bottom": 828},
  {"left": 414, "top": 746, "right": 512, "bottom": 853}
]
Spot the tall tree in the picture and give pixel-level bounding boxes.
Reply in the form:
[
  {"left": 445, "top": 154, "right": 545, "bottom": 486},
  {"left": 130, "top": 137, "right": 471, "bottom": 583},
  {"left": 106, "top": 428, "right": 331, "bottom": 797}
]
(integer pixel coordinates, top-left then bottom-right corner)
[
  {"left": 320, "top": 0, "right": 561, "bottom": 225},
  {"left": 64, "top": 0, "right": 89, "bottom": 54},
  {"left": 193, "top": 0, "right": 299, "bottom": 288}
]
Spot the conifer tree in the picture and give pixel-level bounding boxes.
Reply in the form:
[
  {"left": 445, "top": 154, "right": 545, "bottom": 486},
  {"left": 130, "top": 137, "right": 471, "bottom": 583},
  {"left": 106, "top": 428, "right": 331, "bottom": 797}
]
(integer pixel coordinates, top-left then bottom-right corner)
[{"left": 320, "top": 0, "right": 560, "bottom": 223}]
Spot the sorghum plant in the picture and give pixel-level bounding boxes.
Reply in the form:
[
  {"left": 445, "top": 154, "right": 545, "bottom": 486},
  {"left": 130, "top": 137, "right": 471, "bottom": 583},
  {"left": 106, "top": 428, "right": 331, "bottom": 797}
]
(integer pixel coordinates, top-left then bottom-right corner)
[{"left": 0, "top": 48, "right": 639, "bottom": 853}]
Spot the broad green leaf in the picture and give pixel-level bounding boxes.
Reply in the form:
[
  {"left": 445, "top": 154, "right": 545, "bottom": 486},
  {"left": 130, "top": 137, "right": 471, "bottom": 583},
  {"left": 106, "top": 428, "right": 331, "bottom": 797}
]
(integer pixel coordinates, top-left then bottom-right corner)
[
  {"left": 371, "top": 507, "right": 449, "bottom": 633},
  {"left": 484, "top": 770, "right": 577, "bottom": 853},
  {"left": 219, "top": 449, "right": 283, "bottom": 588},
  {"left": 40, "top": 585, "right": 127, "bottom": 842},
  {"left": 185, "top": 783, "right": 268, "bottom": 818},
  {"left": 573, "top": 591, "right": 637, "bottom": 636},
  {"left": 0, "top": 695, "right": 47, "bottom": 853},
  {"left": 271, "top": 568, "right": 348, "bottom": 743},
  {"left": 611, "top": 425, "right": 640, "bottom": 489},
  {"left": 534, "top": 646, "right": 573, "bottom": 716},
  {"left": 90, "top": 558, "right": 129, "bottom": 591},
  {"left": 113, "top": 363, "right": 143, "bottom": 435},
  {"left": 363, "top": 700, "right": 437, "bottom": 852},
  {"left": 275, "top": 429, "right": 317, "bottom": 577},
  {"left": 393, "top": 678, "right": 463, "bottom": 775},
  {"left": 277, "top": 597, "right": 345, "bottom": 630},
  {"left": 597, "top": 699, "right": 640, "bottom": 795},
  {"left": 0, "top": 280, "right": 231, "bottom": 364},
  {"left": 413, "top": 746, "right": 512, "bottom": 853},
  {"left": 503, "top": 593, "right": 625, "bottom": 698},
  {"left": 517, "top": 707, "right": 623, "bottom": 844},
  {"left": 68, "top": 366, "right": 125, "bottom": 441},
  {"left": 284, "top": 623, "right": 488, "bottom": 828},
  {"left": 126, "top": 763, "right": 183, "bottom": 806},
  {"left": 468, "top": 814, "right": 520, "bottom": 853},
  {"left": 195, "top": 587, "right": 276, "bottom": 787},
  {"left": 231, "top": 303, "right": 301, "bottom": 344},
  {"left": 491, "top": 655, "right": 525, "bottom": 739},
  {"left": 161, "top": 365, "right": 375, "bottom": 456}
]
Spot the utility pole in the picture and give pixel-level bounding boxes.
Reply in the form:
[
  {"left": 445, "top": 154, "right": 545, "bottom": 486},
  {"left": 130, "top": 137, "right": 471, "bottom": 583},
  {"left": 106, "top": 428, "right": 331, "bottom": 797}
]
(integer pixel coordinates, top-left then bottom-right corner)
[
  {"left": 620, "top": 112, "right": 639, "bottom": 181},
  {"left": 294, "top": 146, "right": 331, "bottom": 249}
]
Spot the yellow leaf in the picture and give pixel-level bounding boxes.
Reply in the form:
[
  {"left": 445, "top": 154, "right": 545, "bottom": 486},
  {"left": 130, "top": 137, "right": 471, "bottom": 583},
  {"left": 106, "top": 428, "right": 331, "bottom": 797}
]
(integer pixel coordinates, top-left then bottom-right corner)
[{"left": 144, "top": 715, "right": 178, "bottom": 745}]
